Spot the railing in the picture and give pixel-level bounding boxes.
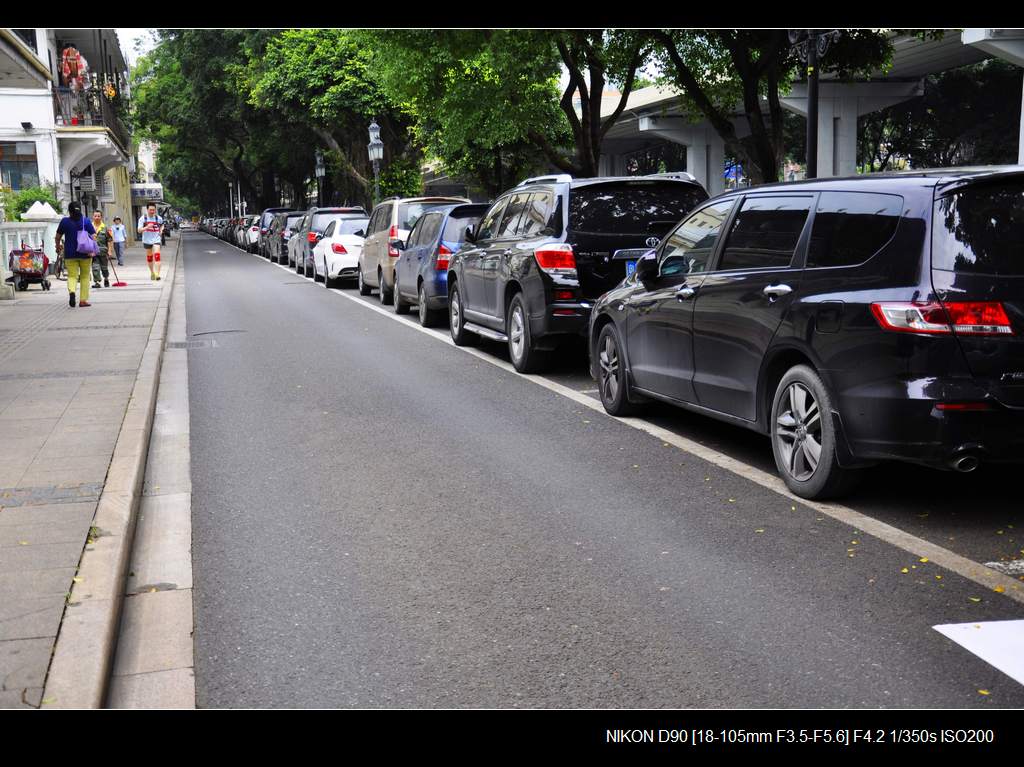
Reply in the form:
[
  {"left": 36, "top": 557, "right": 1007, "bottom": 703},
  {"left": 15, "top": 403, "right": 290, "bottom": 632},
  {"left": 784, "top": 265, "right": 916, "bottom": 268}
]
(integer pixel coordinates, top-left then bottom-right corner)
[{"left": 53, "top": 87, "right": 131, "bottom": 153}]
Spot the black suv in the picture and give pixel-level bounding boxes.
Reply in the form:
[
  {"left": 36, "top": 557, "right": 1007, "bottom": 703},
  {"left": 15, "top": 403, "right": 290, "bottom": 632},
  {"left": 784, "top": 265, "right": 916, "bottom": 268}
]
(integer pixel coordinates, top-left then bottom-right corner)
[
  {"left": 447, "top": 174, "right": 708, "bottom": 372},
  {"left": 590, "top": 167, "right": 1024, "bottom": 499},
  {"left": 257, "top": 207, "right": 301, "bottom": 258}
]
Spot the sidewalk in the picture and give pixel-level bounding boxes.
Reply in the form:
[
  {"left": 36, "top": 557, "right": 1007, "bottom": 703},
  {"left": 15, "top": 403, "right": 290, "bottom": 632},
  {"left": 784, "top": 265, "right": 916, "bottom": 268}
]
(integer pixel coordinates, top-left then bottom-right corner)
[{"left": 0, "top": 238, "right": 177, "bottom": 708}]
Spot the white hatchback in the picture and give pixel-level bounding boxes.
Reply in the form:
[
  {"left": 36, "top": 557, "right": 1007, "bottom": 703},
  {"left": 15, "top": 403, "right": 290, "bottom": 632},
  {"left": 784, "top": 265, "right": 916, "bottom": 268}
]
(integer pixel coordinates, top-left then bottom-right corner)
[{"left": 312, "top": 214, "right": 370, "bottom": 287}]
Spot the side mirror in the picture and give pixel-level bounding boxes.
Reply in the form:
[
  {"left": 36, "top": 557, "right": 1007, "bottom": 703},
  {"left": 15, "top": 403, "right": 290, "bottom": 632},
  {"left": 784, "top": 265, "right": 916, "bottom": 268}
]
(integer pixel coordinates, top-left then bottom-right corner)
[
  {"left": 635, "top": 253, "right": 658, "bottom": 282},
  {"left": 353, "top": 229, "right": 365, "bottom": 238},
  {"left": 395, "top": 239, "right": 406, "bottom": 251},
  {"left": 464, "top": 225, "right": 477, "bottom": 244}
]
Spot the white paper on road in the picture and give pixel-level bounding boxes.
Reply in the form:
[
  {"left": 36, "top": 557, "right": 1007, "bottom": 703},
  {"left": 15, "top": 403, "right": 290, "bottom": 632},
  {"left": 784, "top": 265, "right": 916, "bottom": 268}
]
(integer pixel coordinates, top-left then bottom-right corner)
[{"left": 933, "top": 620, "right": 1024, "bottom": 686}]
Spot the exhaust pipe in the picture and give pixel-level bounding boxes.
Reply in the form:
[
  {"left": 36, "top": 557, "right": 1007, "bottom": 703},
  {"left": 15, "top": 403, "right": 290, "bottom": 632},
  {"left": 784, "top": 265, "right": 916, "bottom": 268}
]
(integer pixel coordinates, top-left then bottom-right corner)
[{"left": 950, "top": 454, "right": 981, "bottom": 473}]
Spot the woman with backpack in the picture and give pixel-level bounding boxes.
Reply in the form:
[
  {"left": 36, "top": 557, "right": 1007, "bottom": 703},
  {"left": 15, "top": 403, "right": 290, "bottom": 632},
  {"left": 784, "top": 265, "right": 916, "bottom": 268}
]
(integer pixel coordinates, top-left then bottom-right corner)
[{"left": 54, "top": 201, "right": 97, "bottom": 307}]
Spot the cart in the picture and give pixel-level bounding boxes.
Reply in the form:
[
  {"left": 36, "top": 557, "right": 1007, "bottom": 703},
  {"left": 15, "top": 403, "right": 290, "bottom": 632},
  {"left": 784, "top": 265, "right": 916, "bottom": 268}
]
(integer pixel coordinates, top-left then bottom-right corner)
[{"left": 6, "top": 247, "right": 51, "bottom": 292}]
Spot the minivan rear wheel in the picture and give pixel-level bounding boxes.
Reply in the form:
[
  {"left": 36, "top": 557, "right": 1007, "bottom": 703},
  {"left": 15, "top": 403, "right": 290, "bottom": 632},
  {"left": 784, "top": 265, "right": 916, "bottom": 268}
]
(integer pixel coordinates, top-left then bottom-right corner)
[
  {"left": 358, "top": 268, "right": 371, "bottom": 296},
  {"left": 771, "top": 365, "right": 858, "bottom": 499},
  {"left": 596, "top": 323, "right": 637, "bottom": 416}
]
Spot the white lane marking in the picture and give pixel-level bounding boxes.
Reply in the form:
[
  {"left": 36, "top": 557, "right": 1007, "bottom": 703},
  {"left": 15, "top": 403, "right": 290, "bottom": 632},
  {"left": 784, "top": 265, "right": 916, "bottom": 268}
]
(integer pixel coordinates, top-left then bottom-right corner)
[
  {"left": 241, "top": 245, "right": 1024, "bottom": 603},
  {"left": 933, "top": 620, "right": 1024, "bottom": 687}
]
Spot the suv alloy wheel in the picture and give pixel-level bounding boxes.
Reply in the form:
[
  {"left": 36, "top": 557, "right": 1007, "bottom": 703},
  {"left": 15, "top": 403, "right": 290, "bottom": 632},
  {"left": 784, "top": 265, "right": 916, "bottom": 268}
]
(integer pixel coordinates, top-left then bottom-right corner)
[
  {"left": 449, "top": 283, "right": 473, "bottom": 346},
  {"left": 507, "top": 293, "right": 546, "bottom": 373}
]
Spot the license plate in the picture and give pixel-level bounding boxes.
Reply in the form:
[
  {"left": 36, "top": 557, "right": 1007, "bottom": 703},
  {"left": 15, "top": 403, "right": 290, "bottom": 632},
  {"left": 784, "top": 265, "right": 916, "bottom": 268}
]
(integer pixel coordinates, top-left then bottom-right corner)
[{"left": 625, "top": 259, "right": 637, "bottom": 277}]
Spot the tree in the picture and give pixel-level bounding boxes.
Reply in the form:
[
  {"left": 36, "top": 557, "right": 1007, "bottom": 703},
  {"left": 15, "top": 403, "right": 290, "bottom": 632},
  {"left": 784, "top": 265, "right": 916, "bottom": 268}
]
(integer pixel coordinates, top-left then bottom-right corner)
[
  {"left": 859, "top": 59, "right": 1024, "bottom": 171},
  {"left": 649, "top": 30, "right": 892, "bottom": 184}
]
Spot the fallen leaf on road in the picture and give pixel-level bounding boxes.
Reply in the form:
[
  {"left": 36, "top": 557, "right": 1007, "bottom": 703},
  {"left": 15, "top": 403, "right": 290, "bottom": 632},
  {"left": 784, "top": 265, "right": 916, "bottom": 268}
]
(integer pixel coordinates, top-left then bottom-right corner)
[
  {"left": 18, "top": 541, "right": 27, "bottom": 545},
  {"left": 969, "top": 597, "right": 982, "bottom": 602},
  {"left": 755, "top": 528, "right": 764, "bottom": 533},
  {"left": 72, "top": 577, "right": 82, "bottom": 583},
  {"left": 935, "top": 575, "right": 943, "bottom": 580},
  {"left": 994, "top": 585, "right": 1006, "bottom": 594},
  {"left": 901, "top": 568, "right": 909, "bottom": 573},
  {"left": 728, "top": 498, "right": 736, "bottom": 503},
  {"left": 851, "top": 540, "right": 859, "bottom": 545},
  {"left": 978, "top": 689, "right": 990, "bottom": 696},
  {"left": 919, "top": 557, "right": 929, "bottom": 563}
]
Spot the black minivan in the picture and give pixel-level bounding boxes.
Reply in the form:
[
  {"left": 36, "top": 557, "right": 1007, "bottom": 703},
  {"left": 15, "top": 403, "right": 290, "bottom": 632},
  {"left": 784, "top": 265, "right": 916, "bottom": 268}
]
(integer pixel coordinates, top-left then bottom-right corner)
[
  {"left": 589, "top": 167, "right": 1024, "bottom": 499},
  {"left": 447, "top": 173, "right": 708, "bottom": 372}
]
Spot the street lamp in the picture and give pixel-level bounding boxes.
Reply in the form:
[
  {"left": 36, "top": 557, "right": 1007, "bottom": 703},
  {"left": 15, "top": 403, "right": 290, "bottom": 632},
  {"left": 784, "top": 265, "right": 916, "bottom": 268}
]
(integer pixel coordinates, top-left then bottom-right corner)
[
  {"left": 790, "top": 29, "right": 841, "bottom": 179},
  {"left": 367, "top": 119, "right": 384, "bottom": 205},
  {"left": 315, "top": 149, "right": 326, "bottom": 207}
]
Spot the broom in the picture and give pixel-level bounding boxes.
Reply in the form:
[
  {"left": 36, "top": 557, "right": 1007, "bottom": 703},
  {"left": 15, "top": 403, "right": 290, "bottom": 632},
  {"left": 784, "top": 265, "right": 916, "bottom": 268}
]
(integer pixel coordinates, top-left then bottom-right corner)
[{"left": 107, "top": 258, "right": 128, "bottom": 287}]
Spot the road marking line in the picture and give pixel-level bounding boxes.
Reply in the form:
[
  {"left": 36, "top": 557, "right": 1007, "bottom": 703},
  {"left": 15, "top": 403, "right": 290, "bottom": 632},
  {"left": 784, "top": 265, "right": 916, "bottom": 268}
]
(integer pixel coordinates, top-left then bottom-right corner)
[
  {"left": 237, "top": 240, "right": 1024, "bottom": 603},
  {"left": 933, "top": 620, "right": 1024, "bottom": 686}
]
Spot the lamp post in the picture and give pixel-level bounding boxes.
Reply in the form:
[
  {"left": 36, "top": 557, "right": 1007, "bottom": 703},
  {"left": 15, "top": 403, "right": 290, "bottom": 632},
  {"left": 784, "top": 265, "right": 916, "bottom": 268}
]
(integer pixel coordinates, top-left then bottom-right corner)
[
  {"left": 789, "top": 29, "right": 841, "bottom": 179},
  {"left": 315, "top": 149, "right": 325, "bottom": 207},
  {"left": 367, "top": 119, "right": 383, "bottom": 206}
]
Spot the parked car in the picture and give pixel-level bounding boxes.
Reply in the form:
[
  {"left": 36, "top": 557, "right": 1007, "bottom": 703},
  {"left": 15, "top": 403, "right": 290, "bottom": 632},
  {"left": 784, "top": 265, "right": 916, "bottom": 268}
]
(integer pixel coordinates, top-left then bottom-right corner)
[
  {"left": 291, "top": 207, "right": 367, "bottom": 278},
  {"left": 268, "top": 211, "right": 306, "bottom": 265},
  {"left": 589, "top": 167, "right": 1024, "bottom": 499},
  {"left": 359, "top": 196, "right": 469, "bottom": 303},
  {"left": 257, "top": 207, "right": 300, "bottom": 257},
  {"left": 312, "top": 213, "right": 370, "bottom": 287},
  {"left": 447, "top": 173, "right": 708, "bottom": 372},
  {"left": 392, "top": 203, "right": 488, "bottom": 326}
]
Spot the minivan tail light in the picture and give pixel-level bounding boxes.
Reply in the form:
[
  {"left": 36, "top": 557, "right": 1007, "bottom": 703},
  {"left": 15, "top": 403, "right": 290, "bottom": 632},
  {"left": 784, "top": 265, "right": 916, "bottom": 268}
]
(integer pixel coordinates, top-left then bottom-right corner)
[
  {"left": 435, "top": 244, "right": 452, "bottom": 271},
  {"left": 388, "top": 224, "right": 400, "bottom": 257},
  {"left": 307, "top": 231, "right": 318, "bottom": 243},
  {"left": 871, "top": 301, "right": 1013, "bottom": 336},
  {"left": 534, "top": 244, "right": 576, "bottom": 275},
  {"left": 331, "top": 243, "right": 347, "bottom": 254}
]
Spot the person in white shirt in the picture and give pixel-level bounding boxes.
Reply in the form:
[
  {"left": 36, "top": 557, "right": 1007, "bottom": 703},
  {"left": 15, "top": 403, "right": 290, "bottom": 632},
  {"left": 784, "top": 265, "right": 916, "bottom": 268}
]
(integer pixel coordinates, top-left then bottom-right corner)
[
  {"left": 111, "top": 216, "right": 127, "bottom": 265},
  {"left": 137, "top": 203, "right": 163, "bottom": 281}
]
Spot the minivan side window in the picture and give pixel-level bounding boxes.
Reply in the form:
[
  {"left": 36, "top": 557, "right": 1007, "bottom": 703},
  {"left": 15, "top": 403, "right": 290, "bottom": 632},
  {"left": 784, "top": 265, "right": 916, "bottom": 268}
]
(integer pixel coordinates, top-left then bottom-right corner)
[
  {"left": 807, "top": 192, "right": 903, "bottom": 268},
  {"left": 658, "top": 200, "right": 735, "bottom": 278},
  {"left": 717, "top": 195, "right": 813, "bottom": 271},
  {"left": 475, "top": 197, "right": 510, "bottom": 241}
]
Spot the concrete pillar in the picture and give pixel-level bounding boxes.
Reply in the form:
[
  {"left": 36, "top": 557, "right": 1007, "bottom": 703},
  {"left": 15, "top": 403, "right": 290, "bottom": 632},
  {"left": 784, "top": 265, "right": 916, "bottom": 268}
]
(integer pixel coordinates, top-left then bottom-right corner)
[{"left": 686, "top": 142, "right": 709, "bottom": 194}]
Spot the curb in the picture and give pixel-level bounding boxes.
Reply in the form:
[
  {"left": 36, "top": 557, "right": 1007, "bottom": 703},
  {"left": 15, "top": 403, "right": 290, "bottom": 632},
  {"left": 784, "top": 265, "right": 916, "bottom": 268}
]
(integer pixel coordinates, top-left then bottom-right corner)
[{"left": 41, "top": 237, "right": 182, "bottom": 708}]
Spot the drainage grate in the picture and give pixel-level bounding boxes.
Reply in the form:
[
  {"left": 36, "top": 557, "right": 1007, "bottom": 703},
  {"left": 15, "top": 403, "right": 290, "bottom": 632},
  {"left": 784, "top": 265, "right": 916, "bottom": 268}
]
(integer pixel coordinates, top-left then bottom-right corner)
[{"left": 168, "top": 339, "right": 218, "bottom": 349}]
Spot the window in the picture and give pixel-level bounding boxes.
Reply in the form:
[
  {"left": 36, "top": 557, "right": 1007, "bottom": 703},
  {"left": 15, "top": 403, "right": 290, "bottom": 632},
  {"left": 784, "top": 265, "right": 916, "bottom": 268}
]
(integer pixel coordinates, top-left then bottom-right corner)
[
  {"left": 397, "top": 202, "right": 452, "bottom": 232},
  {"left": 336, "top": 218, "right": 368, "bottom": 236},
  {"left": 717, "top": 196, "right": 812, "bottom": 271},
  {"left": 495, "top": 193, "right": 531, "bottom": 238},
  {"left": 807, "top": 192, "right": 902, "bottom": 268},
  {"left": 569, "top": 181, "right": 708, "bottom": 237},
  {"left": 406, "top": 217, "right": 427, "bottom": 248},
  {"left": 475, "top": 197, "right": 510, "bottom": 241},
  {"left": 442, "top": 212, "right": 484, "bottom": 244},
  {"left": 932, "top": 181, "right": 1024, "bottom": 276},
  {"left": 518, "top": 193, "right": 554, "bottom": 237},
  {"left": 0, "top": 141, "right": 39, "bottom": 191},
  {"left": 322, "top": 221, "right": 336, "bottom": 238},
  {"left": 658, "top": 200, "right": 735, "bottom": 278},
  {"left": 419, "top": 213, "right": 442, "bottom": 245}
]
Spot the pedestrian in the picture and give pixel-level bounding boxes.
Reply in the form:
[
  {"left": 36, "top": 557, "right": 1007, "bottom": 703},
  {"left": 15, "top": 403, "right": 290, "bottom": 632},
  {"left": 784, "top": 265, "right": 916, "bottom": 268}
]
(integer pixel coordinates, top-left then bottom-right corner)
[
  {"left": 111, "top": 216, "right": 127, "bottom": 265},
  {"left": 90, "top": 210, "right": 112, "bottom": 289},
  {"left": 137, "top": 203, "right": 163, "bottom": 281},
  {"left": 54, "top": 201, "right": 96, "bottom": 308}
]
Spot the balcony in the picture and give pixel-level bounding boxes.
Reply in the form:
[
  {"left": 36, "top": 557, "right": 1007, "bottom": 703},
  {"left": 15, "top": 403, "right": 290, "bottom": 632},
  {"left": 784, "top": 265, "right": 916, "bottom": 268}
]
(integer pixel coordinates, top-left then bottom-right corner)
[{"left": 54, "top": 87, "right": 131, "bottom": 154}]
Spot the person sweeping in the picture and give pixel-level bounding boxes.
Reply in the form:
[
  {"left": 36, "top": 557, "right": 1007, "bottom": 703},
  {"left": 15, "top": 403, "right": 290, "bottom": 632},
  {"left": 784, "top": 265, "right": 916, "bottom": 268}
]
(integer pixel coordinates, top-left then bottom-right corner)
[
  {"left": 90, "top": 210, "right": 112, "bottom": 288},
  {"left": 137, "top": 203, "right": 163, "bottom": 280}
]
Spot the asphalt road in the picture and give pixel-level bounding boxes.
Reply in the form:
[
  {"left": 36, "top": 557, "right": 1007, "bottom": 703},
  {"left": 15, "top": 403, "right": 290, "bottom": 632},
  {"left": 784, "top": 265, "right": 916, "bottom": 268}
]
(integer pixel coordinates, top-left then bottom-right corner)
[{"left": 185, "top": 231, "right": 1024, "bottom": 707}]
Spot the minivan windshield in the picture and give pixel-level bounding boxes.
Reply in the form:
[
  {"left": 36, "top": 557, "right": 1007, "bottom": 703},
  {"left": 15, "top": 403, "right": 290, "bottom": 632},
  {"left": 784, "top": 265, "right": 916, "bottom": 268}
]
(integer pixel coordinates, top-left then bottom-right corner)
[
  {"left": 933, "top": 179, "right": 1024, "bottom": 276},
  {"left": 569, "top": 182, "right": 708, "bottom": 236}
]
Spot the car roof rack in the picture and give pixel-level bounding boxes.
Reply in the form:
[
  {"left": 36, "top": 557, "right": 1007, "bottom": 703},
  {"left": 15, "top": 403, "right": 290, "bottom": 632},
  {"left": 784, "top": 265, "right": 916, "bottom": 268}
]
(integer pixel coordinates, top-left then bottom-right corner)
[
  {"left": 644, "top": 171, "right": 697, "bottom": 182},
  {"left": 517, "top": 174, "right": 573, "bottom": 186}
]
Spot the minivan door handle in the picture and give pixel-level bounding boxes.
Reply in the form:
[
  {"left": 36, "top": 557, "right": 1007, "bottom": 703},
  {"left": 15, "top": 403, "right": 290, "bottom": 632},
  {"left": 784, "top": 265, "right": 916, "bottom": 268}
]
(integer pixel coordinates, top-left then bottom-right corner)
[
  {"left": 675, "top": 286, "right": 696, "bottom": 300},
  {"left": 763, "top": 284, "right": 793, "bottom": 301}
]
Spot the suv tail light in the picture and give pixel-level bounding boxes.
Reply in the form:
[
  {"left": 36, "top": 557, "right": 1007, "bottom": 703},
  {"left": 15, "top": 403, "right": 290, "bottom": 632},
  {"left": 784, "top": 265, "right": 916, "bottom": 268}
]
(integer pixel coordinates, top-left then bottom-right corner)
[
  {"left": 435, "top": 244, "right": 452, "bottom": 271},
  {"left": 331, "top": 243, "right": 348, "bottom": 254},
  {"left": 388, "top": 224, "right": 400, "bottom": 258},
  {"left": 251, "top": 226, "right": 259, "bottom": 232},
  {"left": 871, "top": 301, "right": 1013, "bottom": 336},
  {"left": 260, "top": 227, "right": 268, "bottom": 235},
  {"left": 534, "top": 244, "right": 576, "bottom": 276}
]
